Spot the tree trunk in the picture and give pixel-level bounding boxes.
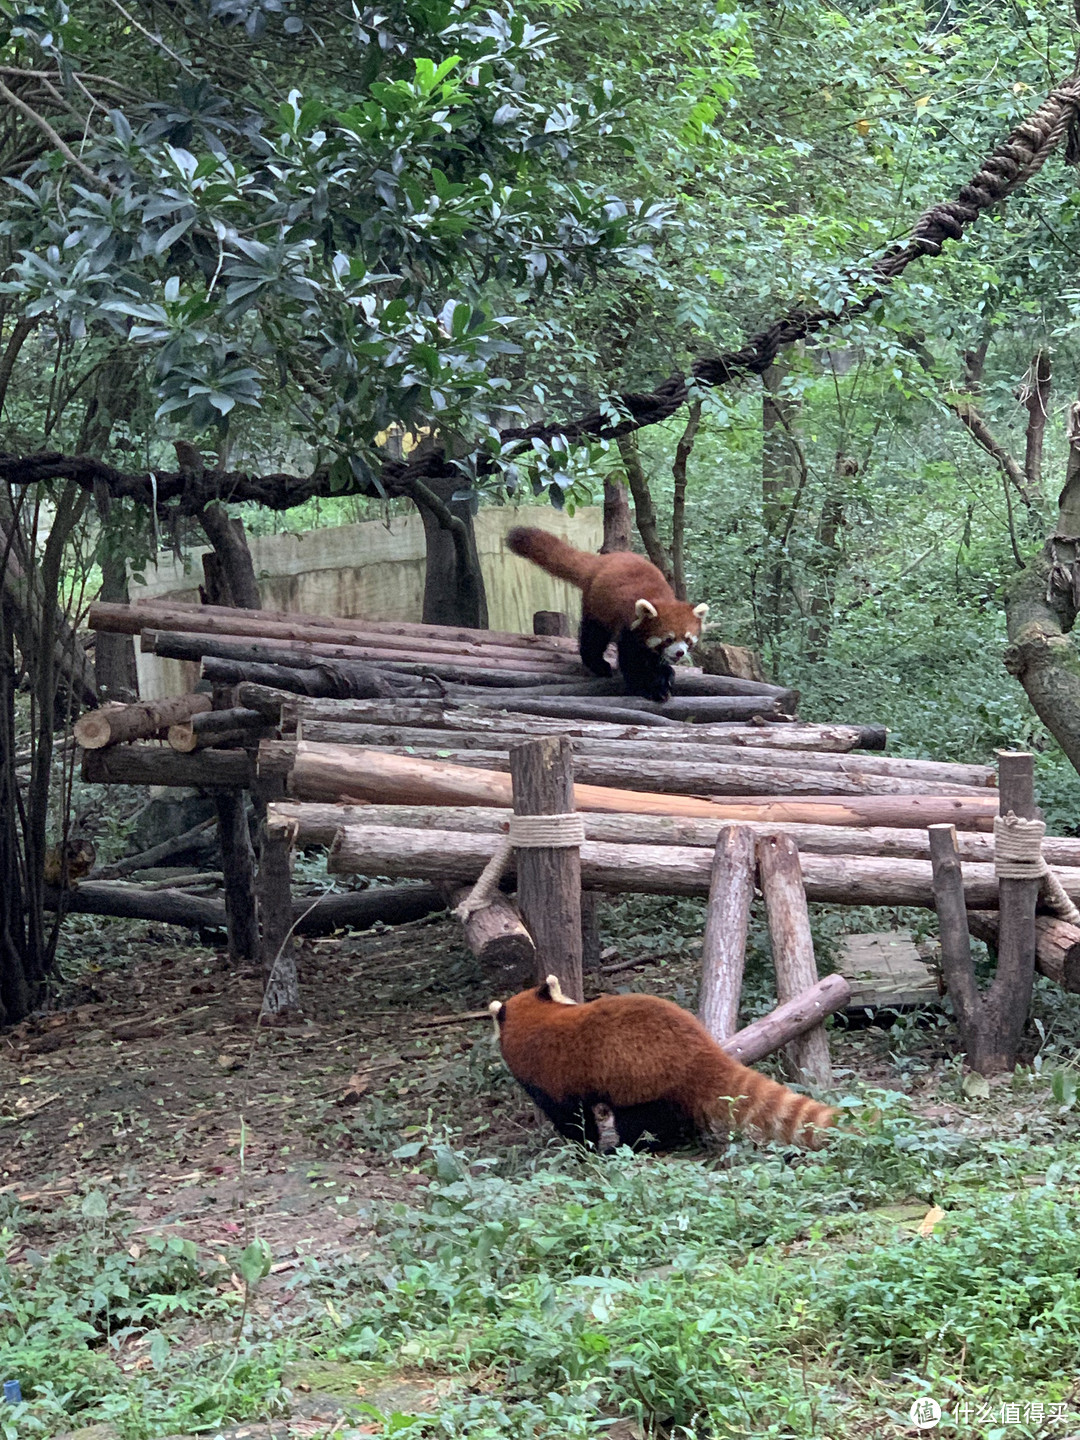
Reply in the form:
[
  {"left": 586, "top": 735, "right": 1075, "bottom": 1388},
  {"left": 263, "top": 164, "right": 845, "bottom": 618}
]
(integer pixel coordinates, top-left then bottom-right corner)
[
  {"left": 94, "top": 547, "right": 139, "bottom": 702},
  {"left": 616, "top": 431, "right": 673, "bottom": 578},
  {"left": 414, "top": 473, "right": 488, "bottom": 629},
  {"left": 600, "top": 478, "right": 633, "bottom": 553},
  {"left": 1003, "top": 401, "right": 1080, "bottom": 771},
  {"left": 198, "top": 502, "right": 261, "bottom": 610},
  {"left": 1023, "top": 350, "right": 1052, "bottom": 495},
  {"left": 671, "top": 401, "right": 702, "bottom": 600}
]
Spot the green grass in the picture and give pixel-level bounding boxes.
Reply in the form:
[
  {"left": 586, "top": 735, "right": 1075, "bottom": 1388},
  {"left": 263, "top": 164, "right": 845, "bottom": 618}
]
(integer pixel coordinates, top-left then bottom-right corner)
[{"left": 7, "top": 1081, "right": 1080, "bottom": 1439}]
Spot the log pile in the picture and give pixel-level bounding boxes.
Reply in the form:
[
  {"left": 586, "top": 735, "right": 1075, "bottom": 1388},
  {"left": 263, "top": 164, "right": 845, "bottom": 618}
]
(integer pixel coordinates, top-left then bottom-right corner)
[{"left": 76, "top": 597, "right": 1077, "bottom": 1077}]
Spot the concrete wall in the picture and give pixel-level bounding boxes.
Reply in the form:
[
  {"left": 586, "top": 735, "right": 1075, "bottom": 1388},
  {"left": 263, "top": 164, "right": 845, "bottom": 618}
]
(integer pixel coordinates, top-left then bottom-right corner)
[{"left": 133, "top": 505, "right": 601, "bottom": 699}]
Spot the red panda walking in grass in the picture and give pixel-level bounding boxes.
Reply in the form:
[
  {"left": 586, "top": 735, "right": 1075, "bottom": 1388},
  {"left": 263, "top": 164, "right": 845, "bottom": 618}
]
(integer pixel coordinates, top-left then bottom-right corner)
[
  {"left": 505, "top": 527, "right": 709, "bottom": 702},
  {"left": 489, "top": 977, "right": 836, "bottom": 1153}
]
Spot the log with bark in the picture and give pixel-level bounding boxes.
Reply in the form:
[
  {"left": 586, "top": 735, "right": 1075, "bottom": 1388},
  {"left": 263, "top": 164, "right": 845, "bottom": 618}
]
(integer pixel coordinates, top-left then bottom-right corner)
[
  {"left": 74, "top": 692, "right": 213, "bottom": 748},
  {"left": 44, "top": 877, "right": 446, "bottom": 934},
  {"left": 168, "top": 707, "right": 274, "bottom": 752},
  {"left": 757, "top": 833, "right": 831, "bottom": 1085},
  {"left": 326, "top": 823, "right": 1080, "bottom": 907},
  {"left": 82, "top": 743, "right": 255, "bottom": 788},
  {"left": 297, "top": 737, "right": 991, "bottom": 800},
  {"left": 292, "top": 723, "right": 991, "bottom": 797},
  {"left": 697, "top": 826, "right": 755, "bottom": 1041},
  {"left": 144, "top": 628, "right": 581, "bottom": 682},
  {"left": 202, "top": 656, "right": 427, "bottom": 700},
  {"left": 101, "top": 598, "right": 580, "bottom": 656},
  {"left": 273, "top": 801, "right": 1080, "bottom": 863},
  {"left": 721, "top": 974, "right": 853, "bottom": 1066},
  {"left": 272, "top": 741, "right": 1002, "bottom": 829},
  {"left": 271, "top": 698, "right": 887, "bottom": 751},
  {"left": 442, "top": 884, "right": 535, "bottom": 975},
  {"left": 967, "top": 911, "right": 1080, "bottom": 993}
]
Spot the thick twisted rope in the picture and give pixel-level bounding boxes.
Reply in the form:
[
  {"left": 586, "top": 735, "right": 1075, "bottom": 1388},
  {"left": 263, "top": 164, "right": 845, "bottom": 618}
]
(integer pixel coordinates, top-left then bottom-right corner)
[
  {"left": 994, "top": 811, "right": 1080, "bottom": 924},
  {"left": 452, "top": 814, "right": 586, "bottom": 921}
]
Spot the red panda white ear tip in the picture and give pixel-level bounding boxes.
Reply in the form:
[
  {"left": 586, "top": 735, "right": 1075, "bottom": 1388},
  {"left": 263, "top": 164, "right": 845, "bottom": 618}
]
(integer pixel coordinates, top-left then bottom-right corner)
[
  {"left": 631, "top": 598, "right": 658, "bottom": 630},
  {"left": 545, "top": 974, "right": 578, "bottom": 1005},
  {"left": 693, "top": 603, "right": 709, "bottom": 619},
  {"left": 488, "top": 999, "right": 502, "bottom": 1035}
]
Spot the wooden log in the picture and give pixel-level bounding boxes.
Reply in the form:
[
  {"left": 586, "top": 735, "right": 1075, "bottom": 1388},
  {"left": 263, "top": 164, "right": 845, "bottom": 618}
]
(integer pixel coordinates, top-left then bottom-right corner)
[
  {"left": 74, "top": 692, "right": 212, "bottom": 749},
  {"left": 272, "top": 801, "right": 1080, "bottom": 866},
  {"left": 444, "top": 885, "right": 535, "bottom": 975},
  {"left": 929, "top": 823, "right": 980, "bottom": 1055},
  {"left": 510, "top": 737, "right": 584, "bottom": 1002},
  {"left": 581, "top": 891, "right": 602, "bottom": 975},
  {"left": 101, "top": 598, "right": 581, "bottom": 655},
  {"left": 987, "top": 751, "right": 1040, "bottom": 1071},
  {"left": 326, "top": 824, "right": 1080, "bottom": 908},
  {"left": 473, "top": 671, "right": 796, "bottom": 701},
  {"left": 968, "top": 911, "right": 1080, "bottom": 993},
  {"left": 757, "top": 833, "right": 831, "bottom": 1085},
  {"left": 95, "top": 816, "right": 217, "bottom": 878},
  {"left": 215, "top": 790, "right": 259, "bottom": 963},
  {"left": 168, "top": 707, "right": 272, "bottom": 753},
  {"left": 291, "top": 884, "right": 444, "bottom": 933},
  {"left": 280, "top": 742, "right": 1002, "bottom": 830},
  {"left": 431, "top": 690, "right": 788, "bottom": 720},
  {"left": 144, "top": 629, "right": 580, "bottom": 681},
  {"left": 202, "top": 656, "right": 411, "bottom": 699},
  {"left": 721, "top": 974, "right": 853, "bottom": 1066},
  {"left": 533, "top": 610, "right": 570, "bottom": 637},
  {"left": 235, "top": 682, "right": 293, "bottom": 720},
  {"left": 291, "top": 730, "right": 989, "bottom": 798},
  {"left": 700, "top": 642, "right": 768, "bottom": 684},
  {"left": 82, "top": 743, "right": 254, "bottom": 788},
  {"left": 288, "top": 717, "right": 989, "bottom": 787},
  {"left": 259, "top": 816, "right": 301, "bottom": 1014},
  {"left": 274, "top": 700, "right": 885, "bottom": 750},
  {"left": 427, "top": 695, "right": 686, "bottom": 727},
  {"left": 698, "top": 826, "right": 756, "bottom": 1041},
  {"left": 45, "top": 881, "right": 226, "bottom": 931}
]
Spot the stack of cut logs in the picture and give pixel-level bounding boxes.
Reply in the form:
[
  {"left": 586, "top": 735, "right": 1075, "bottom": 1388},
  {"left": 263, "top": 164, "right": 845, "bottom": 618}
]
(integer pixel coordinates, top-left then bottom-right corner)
[{"left": 74, "top": 600, "right": 1080, "bottom": 1016}]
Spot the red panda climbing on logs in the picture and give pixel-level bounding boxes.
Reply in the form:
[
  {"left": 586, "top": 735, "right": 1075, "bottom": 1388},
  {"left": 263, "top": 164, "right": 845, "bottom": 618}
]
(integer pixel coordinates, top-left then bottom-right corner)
[
  {"left": 489, "top": 976, "right": 836, "bottom": 1152},
  {"left": 505, "top": 527, "right": 709, "bottom": 703}
]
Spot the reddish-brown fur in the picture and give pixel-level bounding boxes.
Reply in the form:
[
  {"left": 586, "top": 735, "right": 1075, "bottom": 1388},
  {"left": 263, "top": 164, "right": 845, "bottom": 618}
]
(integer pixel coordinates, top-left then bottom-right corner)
[
  {"left": 492, "top": 982, "right": 836, "bottom": 1150},
  {"left": 505, "top": 527, "right": 705, "bottom": 646}
]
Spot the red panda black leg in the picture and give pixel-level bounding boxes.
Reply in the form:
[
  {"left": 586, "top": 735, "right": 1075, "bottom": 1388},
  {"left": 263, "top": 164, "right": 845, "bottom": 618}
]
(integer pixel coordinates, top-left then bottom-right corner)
[
  {"left": 616, "top": 631, "right": 675, "bottom": 702},
  {"left": 579, "top": 615, "right": 614, "bottom": 677}
]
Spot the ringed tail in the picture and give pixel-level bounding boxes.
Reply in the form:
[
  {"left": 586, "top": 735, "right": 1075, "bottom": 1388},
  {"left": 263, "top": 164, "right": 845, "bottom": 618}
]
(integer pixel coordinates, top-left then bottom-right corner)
[
  {"left": 506, "top": 527, "right": 601, "bottom": 589},
  {"left": 714, "top": 1066, "right": 836, "bottom": 1150}
]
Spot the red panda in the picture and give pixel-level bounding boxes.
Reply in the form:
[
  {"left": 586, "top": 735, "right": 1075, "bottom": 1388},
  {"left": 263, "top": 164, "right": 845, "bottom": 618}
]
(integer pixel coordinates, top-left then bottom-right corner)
[
  {"left": 489, "top": 976, "right": 836, "bottom": 1152},
  {"left": 505, "top": 527, "right": 708, "bottom": 702}
]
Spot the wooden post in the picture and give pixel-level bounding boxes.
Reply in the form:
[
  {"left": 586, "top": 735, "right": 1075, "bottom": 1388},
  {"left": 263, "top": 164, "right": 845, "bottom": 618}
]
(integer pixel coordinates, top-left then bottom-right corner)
[
  {"left": 985, "top": 750, "right": 1039, "bottom": 1070},
  {"left": 698, "top": 824, "right": 756, "bottom": 1040},
  {"left": 509, "top": 736, "right": 584, "bottom": 1001},
  {"left": 210, "top": 680, "right": 259, "bottom": 965},
  {"left": 533, "top": 610, "right": 571, "bottom": 637},
  {"left": 258, "top": 814, "right": 300, "bottom": 1015},
  {"left": 581, "top": 891, "right": 602, "bottom": 975},
  {"left": 757, "top": 832, "right": 831, "bottom": 1085},
  {"left": 928, "top": 823, "right": 980, "bottom": 1062},
  {"left": 443, "top": 884, "right": 536, "bottom": 976}
]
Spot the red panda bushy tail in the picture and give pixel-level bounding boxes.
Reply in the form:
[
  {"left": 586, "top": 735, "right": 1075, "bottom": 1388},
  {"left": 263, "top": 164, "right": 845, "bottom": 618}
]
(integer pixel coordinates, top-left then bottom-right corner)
[
  {"left": 506, "top": 527, "right": 601, "bottom": 589},
  {"left": 709, "top": 1062, "right": 836, "bottom": 1150}
]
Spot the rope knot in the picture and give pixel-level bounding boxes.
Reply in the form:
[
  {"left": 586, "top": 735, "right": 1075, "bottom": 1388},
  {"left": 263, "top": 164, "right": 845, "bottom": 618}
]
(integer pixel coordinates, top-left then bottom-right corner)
[
  {"left": 451, "top": 813, "right": 584, "bottom": 921},
  {"left": 994, "top": 811, "right": 1080, "bottom": 926}
]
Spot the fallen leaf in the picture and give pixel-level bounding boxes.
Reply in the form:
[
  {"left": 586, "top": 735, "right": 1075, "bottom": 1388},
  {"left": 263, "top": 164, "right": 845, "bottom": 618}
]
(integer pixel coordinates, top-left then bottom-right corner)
[
  {"left": 917, "top": 1205, "right": 946, "bottom": 1237},
  {"left": 218, "top": 1054, "right": 244, "bottom": 1071},
  {"left": 962, "top": 1071, "right": 991, "bottom": 1100},
  {"left": 337, "top": 1072, "right": 370, "bottom": 1106}
]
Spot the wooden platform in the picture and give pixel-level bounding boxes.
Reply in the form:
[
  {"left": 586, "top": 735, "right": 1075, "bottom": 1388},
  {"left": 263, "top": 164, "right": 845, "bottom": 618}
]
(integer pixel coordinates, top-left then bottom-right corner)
[{"left": 837, "top": 930, "right": 941, "bottom": 1010}]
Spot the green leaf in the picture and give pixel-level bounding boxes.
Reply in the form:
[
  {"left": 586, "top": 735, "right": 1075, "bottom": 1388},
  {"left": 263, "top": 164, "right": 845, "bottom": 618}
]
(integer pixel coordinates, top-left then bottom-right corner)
[
  {"left": 238, "top": 1238, "right": 273, "bottom": 1286},
  {"left": 962, "top": 1072, "right": 991, "bottom": 1100},
  {"left": 81, "top": 1190, "right": 109, "bottom": 1219}
]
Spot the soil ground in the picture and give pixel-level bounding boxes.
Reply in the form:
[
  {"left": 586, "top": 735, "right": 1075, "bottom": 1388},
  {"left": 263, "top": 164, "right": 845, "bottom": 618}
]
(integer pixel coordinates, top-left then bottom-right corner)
[{"left": 2, "top": 896, "right": 1074, "bottom": 1439}]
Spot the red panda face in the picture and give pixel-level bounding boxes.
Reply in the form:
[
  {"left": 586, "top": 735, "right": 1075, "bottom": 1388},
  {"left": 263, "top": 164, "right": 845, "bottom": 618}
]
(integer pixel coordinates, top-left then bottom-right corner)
[{"left": 632, "top": 599, "right": 709, "bottom": 662}]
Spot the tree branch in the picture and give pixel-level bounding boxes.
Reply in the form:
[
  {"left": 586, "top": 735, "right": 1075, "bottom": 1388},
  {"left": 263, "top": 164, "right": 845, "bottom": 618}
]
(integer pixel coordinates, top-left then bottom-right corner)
[
  {"left": 671, "top": 400, "right": 702, "bottom": 600},
  {"left": 0, "top": 79, "right": 108, "bottom": 192},
  {"left": 617, "top": 432, "right": 672, "bottom": 579}
]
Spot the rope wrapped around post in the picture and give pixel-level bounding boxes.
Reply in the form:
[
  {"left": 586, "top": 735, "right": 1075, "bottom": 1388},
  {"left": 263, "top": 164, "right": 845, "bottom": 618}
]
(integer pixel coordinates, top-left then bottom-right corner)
[
  {"left": 994, "top": 811, "right": 1080, "bottom": 924},
  {"left": 452, "top": 813, "right": 586, "bottom": 920}
]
